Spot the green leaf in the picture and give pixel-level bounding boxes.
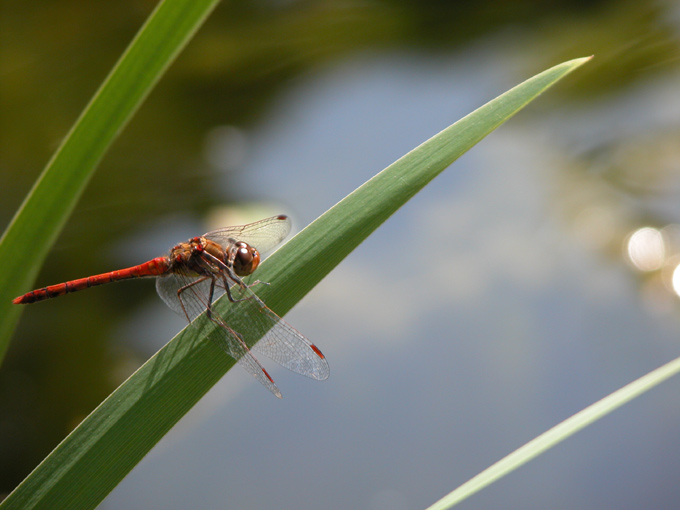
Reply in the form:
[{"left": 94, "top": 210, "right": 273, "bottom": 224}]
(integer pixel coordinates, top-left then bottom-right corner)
[
  {"left": 424, "top": 355, "right": 680, "bottom": 510},
  {"left": 0, "top": 57, "right": 590, "bottom": 510},
  {"left": 0, "top": 0, "right": 221, "bottom": 361}
]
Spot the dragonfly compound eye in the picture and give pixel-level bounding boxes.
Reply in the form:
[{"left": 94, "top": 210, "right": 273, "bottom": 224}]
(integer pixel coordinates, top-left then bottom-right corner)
[{"left": 233, "top": 242, "right": 260, "bottom": 276}]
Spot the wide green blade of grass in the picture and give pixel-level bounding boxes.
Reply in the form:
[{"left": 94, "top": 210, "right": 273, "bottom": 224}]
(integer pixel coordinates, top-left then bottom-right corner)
[
  {"left": 0, "top": 57, "right": 590, "bottom": 510},
  {"left": 425, "top": 355, "right": 680, "bottom": 510},
  {"left": 0, "top": 0, "right": 221, "bottom": 361}
]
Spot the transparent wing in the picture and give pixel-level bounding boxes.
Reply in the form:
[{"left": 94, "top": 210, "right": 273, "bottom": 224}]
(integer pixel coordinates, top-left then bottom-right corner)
[
  {"left": 156, "top": 274, "right": 218, "bottom": 322},
  {"left": 157, "top": 271, "right": 329, "bottom": 381},
  {"left": 220, "top": 280, "right": 330, "bottom": 381},
  {"left": 155, "top": 274, "right": 283, "bottom": 398},
  {"left": 203, "top": 215, "right": 292, "bottom": 256}
]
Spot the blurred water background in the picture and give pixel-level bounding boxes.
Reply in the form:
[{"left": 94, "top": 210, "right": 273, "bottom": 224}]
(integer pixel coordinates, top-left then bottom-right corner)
[{"left": 2, "top": 1, "right": 680, "bottom": 508}]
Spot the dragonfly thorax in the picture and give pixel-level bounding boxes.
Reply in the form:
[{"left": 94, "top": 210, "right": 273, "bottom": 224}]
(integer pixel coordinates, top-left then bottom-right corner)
[
  {"left": 167, "top": 237, "right": 260, "bottom": 278},
  {"left": 167, "top": 237, "right": 224, "bottom": 275}
]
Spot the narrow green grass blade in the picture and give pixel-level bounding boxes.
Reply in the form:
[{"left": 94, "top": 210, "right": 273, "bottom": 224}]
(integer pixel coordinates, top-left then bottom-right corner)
[
  {"left": 250, "top": 58, "right": 592, "bottom": 312},
  {"left": 0, "top": 58, "right": 590, "bottom": 510},
  {"left": 0, "top": 0, "right": 221, "bottom": 361},
  {"left": 424, "top": 355, "right": 680, "bottom": 510}
]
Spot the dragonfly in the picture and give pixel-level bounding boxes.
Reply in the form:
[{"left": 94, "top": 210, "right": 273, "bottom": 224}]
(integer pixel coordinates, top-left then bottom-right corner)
[{"left": 13, "top": 214, "right": 329, "bottom": 398}]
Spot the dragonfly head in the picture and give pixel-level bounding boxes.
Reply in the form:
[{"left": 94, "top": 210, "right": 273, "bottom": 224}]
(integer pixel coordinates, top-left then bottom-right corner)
[{"left": 232, "top": 242, "right": 261, "bottom": 276}]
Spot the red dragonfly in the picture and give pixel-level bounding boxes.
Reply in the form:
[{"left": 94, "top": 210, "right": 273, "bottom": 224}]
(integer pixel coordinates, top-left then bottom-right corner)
[{"left": 13, "top": 214, "right": 329, "bottom": 398}]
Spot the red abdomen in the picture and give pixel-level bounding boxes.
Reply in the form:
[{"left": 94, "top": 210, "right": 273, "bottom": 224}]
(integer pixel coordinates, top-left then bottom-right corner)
[{"left": 13, "top": 257, "right": 170, "bottom": 304}]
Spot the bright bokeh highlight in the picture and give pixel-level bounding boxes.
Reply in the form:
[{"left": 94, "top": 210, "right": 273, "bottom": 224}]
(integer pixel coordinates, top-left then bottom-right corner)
[
  {"left": 627, "top": 227, "right": 666, "bottom": 272},
  {"left": 671, "top": 264, "right": 680, "bottom": 297}
]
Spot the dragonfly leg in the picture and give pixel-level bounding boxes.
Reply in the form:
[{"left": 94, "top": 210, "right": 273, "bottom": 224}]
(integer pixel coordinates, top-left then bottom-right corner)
[
  {"left": 223, "top": 275, "right": 244, "bottom": 303},
  {"left": 221, "top": 274, "right": 264, "bottom": 305},
  {"left": 200, "top": 251, "right": 245, "bottom": 287},
  {"left": 176, "top": 276, "right": 210, "bottom": 323},
  {"left": 200, "top": 250, "right": 260, "bottom": 304},
  {"left": 204, "top": 277, "right": 217, "bottom": 319}
]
